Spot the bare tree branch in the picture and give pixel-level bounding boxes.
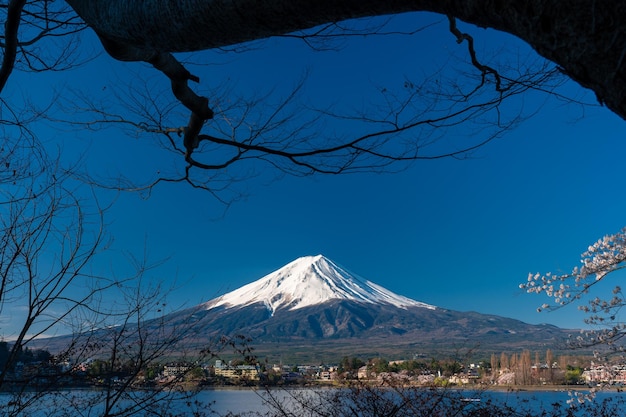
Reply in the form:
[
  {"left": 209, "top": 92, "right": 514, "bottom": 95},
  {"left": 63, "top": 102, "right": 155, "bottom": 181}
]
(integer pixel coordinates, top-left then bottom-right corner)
[{"left": 0, "top": 0, "right": 27, "bottom": 93}]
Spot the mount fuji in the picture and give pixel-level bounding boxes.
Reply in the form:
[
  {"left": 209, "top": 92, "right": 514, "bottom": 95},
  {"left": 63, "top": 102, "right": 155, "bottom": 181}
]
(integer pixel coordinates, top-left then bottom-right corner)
[
  {"left": 158, "top": 255, "right": 571, "bottom": 360},
  {"left": 36, "top": 255, "right": 572, "bottom": 361}
]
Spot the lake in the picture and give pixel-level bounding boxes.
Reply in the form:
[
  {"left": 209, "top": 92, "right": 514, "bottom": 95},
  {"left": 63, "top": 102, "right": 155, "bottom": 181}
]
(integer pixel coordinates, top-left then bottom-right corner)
[
  {"left": 183, "top": 387, "right": 626, "bottom": 416},
  {"left": 2, "top": 387, "right": 625, "bottom": 416}
]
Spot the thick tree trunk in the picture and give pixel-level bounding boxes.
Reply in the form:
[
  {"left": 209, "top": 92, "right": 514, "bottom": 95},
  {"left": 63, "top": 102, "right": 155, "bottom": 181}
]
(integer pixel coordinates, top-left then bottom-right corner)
[{"left": 64, "top": 0, "right": 626, "bottom": 120}]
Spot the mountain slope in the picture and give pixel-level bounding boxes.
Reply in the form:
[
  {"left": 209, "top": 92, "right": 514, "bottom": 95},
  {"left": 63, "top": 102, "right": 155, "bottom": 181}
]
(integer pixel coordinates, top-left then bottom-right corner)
[{"left": 184, "top": 299, "right": 566, "bottom": 345}]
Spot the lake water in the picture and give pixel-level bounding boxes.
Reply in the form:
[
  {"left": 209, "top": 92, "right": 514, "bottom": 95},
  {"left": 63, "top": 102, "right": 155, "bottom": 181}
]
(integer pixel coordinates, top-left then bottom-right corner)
[
  {"left": 189, "top": 387, "right": 626, "bottom": 416},
  {"left": 2, "top": 387, "right": 625, "bottom": 416},
  {"left": 190, "top": 389, "right": 626, "bottom": 417}
]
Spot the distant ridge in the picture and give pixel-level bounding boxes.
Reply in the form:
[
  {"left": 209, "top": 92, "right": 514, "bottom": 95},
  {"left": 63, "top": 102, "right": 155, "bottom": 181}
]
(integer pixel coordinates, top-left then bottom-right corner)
[{"left": 203, "top": 254, "right": 436, "bottom": 315}]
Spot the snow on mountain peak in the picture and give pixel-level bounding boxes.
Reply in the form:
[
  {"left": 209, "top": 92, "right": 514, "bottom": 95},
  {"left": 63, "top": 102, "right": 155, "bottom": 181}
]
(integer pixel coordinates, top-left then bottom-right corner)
[{"left": 203, "top": 255, "right": 436, "bottom": 315}]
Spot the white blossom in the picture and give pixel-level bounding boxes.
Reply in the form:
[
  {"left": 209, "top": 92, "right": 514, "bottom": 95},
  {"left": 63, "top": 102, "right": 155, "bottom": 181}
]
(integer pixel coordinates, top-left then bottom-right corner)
[{"left": 522, "top": 227, "right": 626, "bottom": 351}]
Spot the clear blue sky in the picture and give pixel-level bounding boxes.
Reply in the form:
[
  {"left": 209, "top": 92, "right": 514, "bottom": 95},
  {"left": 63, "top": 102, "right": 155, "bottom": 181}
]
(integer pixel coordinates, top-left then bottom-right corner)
[{"left": 7, "top": 12, "right": 626, "bottom": 335}]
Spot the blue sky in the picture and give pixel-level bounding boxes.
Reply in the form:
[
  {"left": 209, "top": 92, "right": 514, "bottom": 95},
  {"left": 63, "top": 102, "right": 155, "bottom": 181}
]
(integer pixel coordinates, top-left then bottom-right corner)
[{"left": 5, "top": 12, "right": 626, "bottom": 336}]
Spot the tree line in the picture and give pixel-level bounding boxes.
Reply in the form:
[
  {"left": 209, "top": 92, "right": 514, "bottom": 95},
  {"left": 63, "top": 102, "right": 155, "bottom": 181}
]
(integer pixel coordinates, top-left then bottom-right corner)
[{"left": 335, "top": 350, "right": 589, "bottom": 386}]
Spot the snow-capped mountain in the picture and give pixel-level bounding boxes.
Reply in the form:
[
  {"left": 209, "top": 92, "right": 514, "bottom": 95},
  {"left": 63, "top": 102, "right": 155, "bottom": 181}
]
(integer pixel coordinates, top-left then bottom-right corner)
[
  {"left": 203, "top": 255, "right": 436, "bottom": 315},
  {"left": 34, "top": 255, "right": 573, "bottom": 361}
]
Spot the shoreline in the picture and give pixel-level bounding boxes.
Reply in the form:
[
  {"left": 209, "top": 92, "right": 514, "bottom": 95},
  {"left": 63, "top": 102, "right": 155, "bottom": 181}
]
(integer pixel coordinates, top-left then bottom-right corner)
[
  {"left": 0, "top": 380, "right": 617, "bottom": 394},
  {"left": 196, "top": 383, "right": 620, "bottom": 394}
]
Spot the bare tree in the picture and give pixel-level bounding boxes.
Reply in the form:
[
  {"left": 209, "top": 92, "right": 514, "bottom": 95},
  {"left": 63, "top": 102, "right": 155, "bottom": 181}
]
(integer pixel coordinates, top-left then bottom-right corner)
[
  {"left": 56, "top": 1, "right": 626, "bottom": 119},
  {"left": 0, "top": 0, "right": 86, "bottom": 90},
  {"left": 0, "top": 165, "right": 222, "bottom": 416},
  {"left": 59, "top": 0, "right": 625, "bottom": 167},
  {"left": 546, "top": 348, "right": 554, "bottom": 383},
  {"left": 0, "top": 85, "right": 216, "bottom": 417},
  {"left": 53, "top": 53, "right": 560, "bottom": 198},
  {"left": 18, "top": 281, "right": 226, "bottom": 417},
  {"left": 1, "top": 0, "right": 617, "bottom": 197}
]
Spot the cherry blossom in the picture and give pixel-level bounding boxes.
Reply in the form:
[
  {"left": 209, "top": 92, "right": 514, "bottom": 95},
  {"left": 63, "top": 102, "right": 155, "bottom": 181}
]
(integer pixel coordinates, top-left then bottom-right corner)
[{"left": 521, "top": 227, "right": 626, "bottom": 349}]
